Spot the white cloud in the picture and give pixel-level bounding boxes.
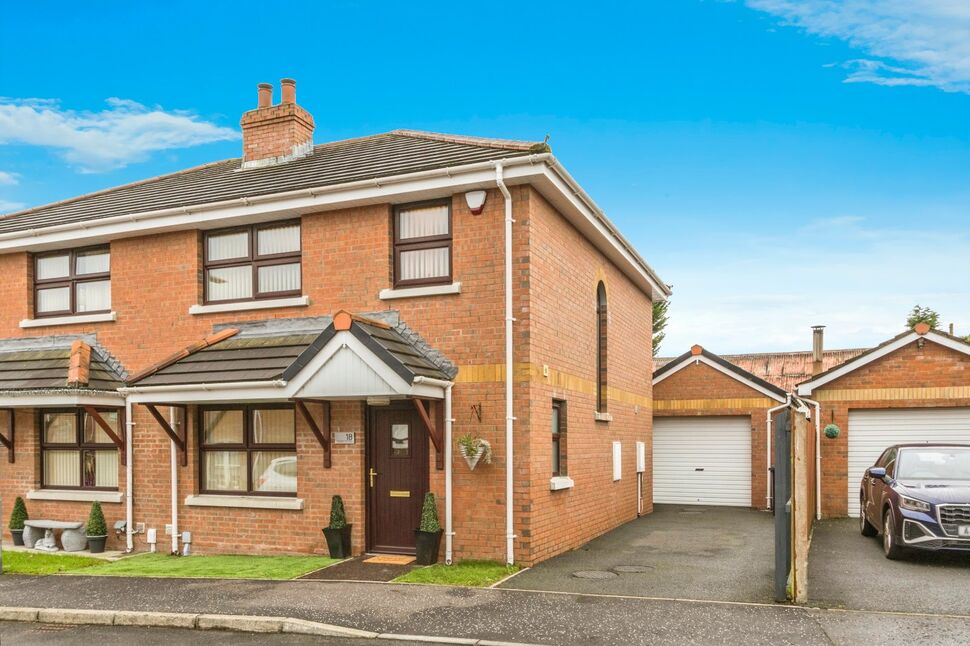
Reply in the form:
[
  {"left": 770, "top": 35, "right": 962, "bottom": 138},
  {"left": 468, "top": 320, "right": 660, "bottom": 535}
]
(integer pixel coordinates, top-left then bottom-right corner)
[
  {"left": 0, "top": 199, "right": 25, "bottom": 213},
  {"left": 0, "top": 171, "right": 18, "bottom": 186},
  {"left": 656, "top": 216, "right": 970, "bottom": 355},
  {"left": 0, "top": 96, "right": 239, "bottom": 172},
  {"left": 746, "top": 0, "right": 970, "bottom": 93}
]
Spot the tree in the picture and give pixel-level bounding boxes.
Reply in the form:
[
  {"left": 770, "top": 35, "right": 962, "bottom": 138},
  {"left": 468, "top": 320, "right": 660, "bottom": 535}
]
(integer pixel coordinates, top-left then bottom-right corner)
[
  {"left": 906, "top": 305, "right": 940, "bottom": 331},
  {"left": 652, "top": 299, "right": 670, "bottom": 357}
]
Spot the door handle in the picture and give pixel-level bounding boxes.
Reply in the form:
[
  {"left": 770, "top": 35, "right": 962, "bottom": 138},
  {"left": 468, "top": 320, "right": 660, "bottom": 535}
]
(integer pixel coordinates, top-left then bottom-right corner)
[{"left": 369, "top": 468, "right": 378, "bottom": 488}]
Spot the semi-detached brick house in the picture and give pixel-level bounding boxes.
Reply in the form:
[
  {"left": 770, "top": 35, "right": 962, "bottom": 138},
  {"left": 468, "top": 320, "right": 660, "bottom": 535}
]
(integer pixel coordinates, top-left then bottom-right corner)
[{"left": 0, "top": 79, "right": 669, "bottom": 566}]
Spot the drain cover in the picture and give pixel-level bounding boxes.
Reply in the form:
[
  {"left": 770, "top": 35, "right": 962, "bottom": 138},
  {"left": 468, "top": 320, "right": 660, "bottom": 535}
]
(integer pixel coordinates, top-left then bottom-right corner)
[
  {"left": 613, "top": 565, "right": 653, "bottom": 573},
  {"left": 572, "top": 570, "right": 618, "bottom": 579}
]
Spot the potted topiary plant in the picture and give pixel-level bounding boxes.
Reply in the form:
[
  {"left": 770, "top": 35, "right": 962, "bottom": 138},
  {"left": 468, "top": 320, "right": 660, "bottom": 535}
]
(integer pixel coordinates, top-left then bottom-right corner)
[
  {"left": 85, "top": 501, "right": 108, "bottom": 554},
  {"left": 322, "top": 495, "right": 352, "bottom": 558},
  {"left": 457, "top": 434, "right": 492, "bottom": 470},
  {"left": 414, "top": 492, "right": 443, "bottom": 565},
  {"left": 9, "top": 496, "right": 28, "bottom": 546}
]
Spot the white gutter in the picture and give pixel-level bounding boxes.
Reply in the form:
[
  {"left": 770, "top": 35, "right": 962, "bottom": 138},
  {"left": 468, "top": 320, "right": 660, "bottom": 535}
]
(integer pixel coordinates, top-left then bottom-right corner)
[
  {"left": 411, "top": 376, "right": 455, "bottom": 564},
  {"left": 765, "top": 394, "right": 791, "bottom": 510},
  {"left": 169, "top": 406, "right": 179, "bottom": 555},
  {"left": 496, "top": 163, "right": 515, "bottom": 566},
  {"left": 799, "top": 397, "right": 823, "bottom": 521},
  {"left": 125, "top": 398, "right": 134, "bottom": 552},
  {"left": 120, "top": 380, "right": 287, "bottom": 396}
]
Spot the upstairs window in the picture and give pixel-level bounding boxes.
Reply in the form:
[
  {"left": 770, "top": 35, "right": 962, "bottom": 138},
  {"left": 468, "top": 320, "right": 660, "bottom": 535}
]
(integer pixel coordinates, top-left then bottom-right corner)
[
  {"left": 394, "top": 200, "right": 452, "bottom": 287},
  {"left": 34, "top": 247, "right": 111, "bottom": 317},
  {"left": 204, "top": 222, "right": 301, "bottom": 303},
  {"left": 596, "top": 282, "right": 608, "bottom": 413}
]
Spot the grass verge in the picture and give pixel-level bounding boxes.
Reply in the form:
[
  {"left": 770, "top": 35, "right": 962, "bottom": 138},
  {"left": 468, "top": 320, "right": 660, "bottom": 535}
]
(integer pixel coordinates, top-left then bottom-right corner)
[
  {"left": 3, "top": 551, "right": 103, "bottom": 575},
  {"left": 393, "top": 559, "right": 520, "bottom": 587}
]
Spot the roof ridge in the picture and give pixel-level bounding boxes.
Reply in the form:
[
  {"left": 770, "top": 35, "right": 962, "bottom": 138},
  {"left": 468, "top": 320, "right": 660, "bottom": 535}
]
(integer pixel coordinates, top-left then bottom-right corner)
[{"left": 388, "top": 129, "right": 539, "bottom": 152}]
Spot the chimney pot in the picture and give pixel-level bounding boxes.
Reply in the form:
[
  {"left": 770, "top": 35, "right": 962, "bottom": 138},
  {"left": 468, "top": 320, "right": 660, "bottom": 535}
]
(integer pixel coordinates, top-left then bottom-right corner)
[
  {"left": 257, "top": 83, "right": 273, "bottom": 108},
  {"left": 280, "top": 78, "right": 296, "bottom": 104}
]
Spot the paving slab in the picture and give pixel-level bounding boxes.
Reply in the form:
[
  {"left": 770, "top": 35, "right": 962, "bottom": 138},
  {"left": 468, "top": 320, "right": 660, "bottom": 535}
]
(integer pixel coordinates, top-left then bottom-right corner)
[{"left": 502, "top": 504, "right": 775, "bottom": 602}]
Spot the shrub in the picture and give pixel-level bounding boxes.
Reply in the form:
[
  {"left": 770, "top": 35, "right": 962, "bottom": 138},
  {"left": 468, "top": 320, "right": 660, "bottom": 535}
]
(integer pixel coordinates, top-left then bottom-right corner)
[
  {"left": 85, "top": 501, "right": 108, "bottom": 537},
  {"left": 419, "top": 492, "right": 440, "bottom": 533},
  {"left": 328, "top": 495, "right": 347, "bottom": 530},
  {"left": 9, "top": 496, "right": 27, "bottom": 531}
]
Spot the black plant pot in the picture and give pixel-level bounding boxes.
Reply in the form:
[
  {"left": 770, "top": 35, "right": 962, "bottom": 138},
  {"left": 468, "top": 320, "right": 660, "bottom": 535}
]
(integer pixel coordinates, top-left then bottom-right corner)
[
  {"left": 414, "top": 529, "right": 443, "bottom": 565},
  {"left": 10, "top": 529, "right": 24, "bottom": 546},
  {"left": 87, "top": 535, "right": 107, "bottom": 554},
  {"left": 323, "top": 525, "right": 352, "bottom": 559}
]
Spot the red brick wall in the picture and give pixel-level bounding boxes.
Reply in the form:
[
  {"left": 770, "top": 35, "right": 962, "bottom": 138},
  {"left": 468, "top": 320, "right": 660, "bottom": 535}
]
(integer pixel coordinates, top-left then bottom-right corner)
[
  {"left": 653, "top": 361, "right": 777, "bottom": 510},
  {"left": 814, "top": 339, "right": 970, "bottom": 517}
]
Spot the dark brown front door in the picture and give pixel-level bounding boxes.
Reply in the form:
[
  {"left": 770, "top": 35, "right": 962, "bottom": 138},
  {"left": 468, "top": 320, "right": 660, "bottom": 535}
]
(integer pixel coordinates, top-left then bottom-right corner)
[{"left": 367, "top": 404, "right": 429, "bottom": 554}]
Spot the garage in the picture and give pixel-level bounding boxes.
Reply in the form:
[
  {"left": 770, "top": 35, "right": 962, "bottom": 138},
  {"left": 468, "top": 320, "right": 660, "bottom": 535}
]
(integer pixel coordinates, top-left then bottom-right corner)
[
  {"left": 846, "top": 407, "right": 970, "bottom": 517},
  {"left": 653, "top": 416, "right": 752, "bottom": 506}
]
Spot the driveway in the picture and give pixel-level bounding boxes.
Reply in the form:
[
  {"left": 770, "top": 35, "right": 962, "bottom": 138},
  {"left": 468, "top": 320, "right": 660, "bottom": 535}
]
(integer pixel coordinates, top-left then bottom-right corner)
[
  {"left": 809, "top": 518, "right": 970, "bottom": 615},
  {"left": 501, "top": 504, "right": 775, "bottom": 603}
]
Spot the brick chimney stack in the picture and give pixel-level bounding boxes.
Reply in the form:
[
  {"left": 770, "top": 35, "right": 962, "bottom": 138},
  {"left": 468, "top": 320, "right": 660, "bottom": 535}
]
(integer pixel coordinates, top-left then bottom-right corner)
[
  {"left": 240, "top": 79, "right": 315, "bottom": 169},
  {"left": 811, "top": 325, "right": 825, "bottom": 375}
]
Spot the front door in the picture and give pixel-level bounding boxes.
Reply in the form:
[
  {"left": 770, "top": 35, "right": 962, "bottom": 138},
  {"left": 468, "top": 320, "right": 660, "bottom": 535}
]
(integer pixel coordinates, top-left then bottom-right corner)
[{"left": 367, "top": 404, "right": 429, "bottom": 553}]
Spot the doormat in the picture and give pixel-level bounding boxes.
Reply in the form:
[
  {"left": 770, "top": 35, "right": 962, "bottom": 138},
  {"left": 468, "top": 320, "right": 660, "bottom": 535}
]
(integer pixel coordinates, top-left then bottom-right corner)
[{"left": 364, "top": 554, "right": 416, "bottom": 565}]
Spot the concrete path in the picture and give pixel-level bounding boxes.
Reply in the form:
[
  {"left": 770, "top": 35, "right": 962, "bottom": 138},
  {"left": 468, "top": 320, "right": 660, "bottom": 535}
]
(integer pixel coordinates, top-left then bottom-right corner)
[
  {"left": 810, "top": 518, "right": 970, "bottom": 615},
  {"left": 2, "top": 574, "right": 970, "bottom": 645},
  {"left": 503, "top": 505, "right": 775, "bottom": 603}
]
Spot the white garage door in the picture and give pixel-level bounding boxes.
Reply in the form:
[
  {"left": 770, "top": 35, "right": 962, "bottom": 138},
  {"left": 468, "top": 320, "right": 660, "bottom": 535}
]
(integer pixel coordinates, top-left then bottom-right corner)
[
  {"left": 653, "top": 416, "right": 752, "bottom": 507},
  {"left": 847, "top": 408, "right": 970, "bottom": 517}
]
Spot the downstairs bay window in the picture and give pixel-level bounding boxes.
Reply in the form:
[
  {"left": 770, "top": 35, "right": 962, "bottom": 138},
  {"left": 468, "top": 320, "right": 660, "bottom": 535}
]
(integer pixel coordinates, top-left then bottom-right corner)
[
  {"left": 199, "top": 405, "right": 297, "bottom": 496},
  {"left": 40, "top": 409, "right": 120, "bottom": 490}
]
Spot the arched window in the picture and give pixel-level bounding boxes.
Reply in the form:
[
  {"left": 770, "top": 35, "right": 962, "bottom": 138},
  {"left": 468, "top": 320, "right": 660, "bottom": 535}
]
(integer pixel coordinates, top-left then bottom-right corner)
[{"left": 596, "top": 281, "right": 608, "bottom": 414}]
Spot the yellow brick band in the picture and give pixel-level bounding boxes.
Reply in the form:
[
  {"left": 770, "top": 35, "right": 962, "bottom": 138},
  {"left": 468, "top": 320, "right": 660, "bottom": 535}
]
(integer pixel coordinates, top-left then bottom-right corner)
[
  {"left": 654, "top": 397, "right": 776, "bottom": 411},
  {"left": 814, "top": 386, "right": 970, "bottom": 402}
]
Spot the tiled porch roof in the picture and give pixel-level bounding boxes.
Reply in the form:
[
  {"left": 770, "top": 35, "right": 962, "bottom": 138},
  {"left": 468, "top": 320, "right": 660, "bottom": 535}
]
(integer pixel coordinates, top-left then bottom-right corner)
[{"left": 0, "top": 334, "right": 126, "bottom": 392}]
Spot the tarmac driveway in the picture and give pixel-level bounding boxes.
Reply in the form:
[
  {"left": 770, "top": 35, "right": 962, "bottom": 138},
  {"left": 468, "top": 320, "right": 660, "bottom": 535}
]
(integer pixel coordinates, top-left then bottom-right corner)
[
  {"left": 501, "top": 504, "right": 775, "bottom": 603},
  {"left": 809, "top": 518, "right": 970, "bottom": 615}
]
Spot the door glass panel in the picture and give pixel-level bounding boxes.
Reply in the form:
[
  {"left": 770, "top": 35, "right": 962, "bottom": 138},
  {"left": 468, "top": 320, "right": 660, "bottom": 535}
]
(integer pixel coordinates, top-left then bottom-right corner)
[
  {"left": 391, "top": 424, "right": 410, "bottom": 457},
  {"left": 37, "top": 286, "right": 70, "bottom": 313},
  {"left": 207, "top": 266, "right": 253, "bottom": 301},
  {"left": 204, "top": 451, "right": 246, "bottom": 491},
  {"left": 75, "top": 248, "right": 110, "bottom": 275},
  {"left": 207, "top": 230, "right": 249, "bottom": 261},
  {"left": 252, "top": 451, "right": 297, "bottom": 493},
  {"left": 36, "top": 254, "right": 70, "bottom": 280},
  {"left": 75, "top": 280, "right": 111, "bottom": 312}
]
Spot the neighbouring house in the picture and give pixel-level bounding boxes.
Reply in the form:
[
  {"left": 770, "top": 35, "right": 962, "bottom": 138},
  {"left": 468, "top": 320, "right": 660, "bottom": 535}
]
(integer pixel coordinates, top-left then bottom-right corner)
[
  {"left": 654, "top": 324, "right": 970, "bottom": 519},
  {"left": 0, "top": 79, "right": 669, "bottom": 566}
]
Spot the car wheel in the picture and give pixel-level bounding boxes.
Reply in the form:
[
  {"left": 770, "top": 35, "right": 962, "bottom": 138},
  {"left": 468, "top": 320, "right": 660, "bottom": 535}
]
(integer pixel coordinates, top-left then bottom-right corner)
[
  {"left": 883, "top": 510, "right": 904, "bottom": 560},
  {"left": 860, "top": 500, "right": 877, "bottom": 537}
]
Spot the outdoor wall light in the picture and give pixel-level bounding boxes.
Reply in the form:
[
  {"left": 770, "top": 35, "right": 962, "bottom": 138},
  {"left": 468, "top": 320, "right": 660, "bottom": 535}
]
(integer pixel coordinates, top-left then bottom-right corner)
[{"left": 465, "top": 190, "right": 487, "bottom": 214}]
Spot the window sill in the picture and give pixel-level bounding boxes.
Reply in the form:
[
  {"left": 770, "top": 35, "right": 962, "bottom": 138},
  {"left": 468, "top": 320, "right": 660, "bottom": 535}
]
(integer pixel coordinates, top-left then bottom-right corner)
[
  {"left": 594, "top": 411, "right": 613, "bottom": 423},
  {"left": 189, "top": 296, "right": 309, "bottom": 315},
  {"left": 184, "top": 494, "right": 304, "bottom": 511},
  {"left": 379, "top": 282, "right": 461, "bottom": 300},
  {"left": 20, "top": 312, "right": 117, "bottom": 329},
  {"left": 27, "top": 489, "right": 123, "bottom": 503},
  {"left": 550, "top": 476, "right": 575, "bottom": 491}
]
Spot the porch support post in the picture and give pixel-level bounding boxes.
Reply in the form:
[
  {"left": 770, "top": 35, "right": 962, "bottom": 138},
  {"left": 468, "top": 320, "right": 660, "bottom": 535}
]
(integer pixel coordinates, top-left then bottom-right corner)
[
  {"left": 143, "top": 404, "right": 187, "bottom": 467},
  {"left": 413, "top": 399, "right": 443, "bottom": 470},
  {"left": 0, "top": 408, "right": 14, "bottom": 463},
  {"left": 295, "top": 400, "right": 331, "bottom": 468},
  {"left": 83, "top": 406, "right": 126, "bottom": 466}
]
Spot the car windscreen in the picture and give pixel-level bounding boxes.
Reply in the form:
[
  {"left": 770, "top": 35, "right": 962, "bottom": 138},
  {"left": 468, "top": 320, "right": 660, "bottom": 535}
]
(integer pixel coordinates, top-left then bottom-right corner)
[{"left": 896, "top": 448, "right": 970, "bottom": 480}]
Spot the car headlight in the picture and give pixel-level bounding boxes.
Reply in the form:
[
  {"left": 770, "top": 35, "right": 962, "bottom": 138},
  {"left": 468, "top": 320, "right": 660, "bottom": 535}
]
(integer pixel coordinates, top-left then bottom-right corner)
[{"left": 899, "top": 495, "right": 931, "bottom": 513}]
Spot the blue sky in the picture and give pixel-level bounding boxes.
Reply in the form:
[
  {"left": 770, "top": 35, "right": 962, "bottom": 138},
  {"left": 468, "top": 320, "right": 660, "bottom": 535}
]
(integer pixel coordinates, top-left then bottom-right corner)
[{"left": 1, "top": 1, "right": 968, "bottom": 354}]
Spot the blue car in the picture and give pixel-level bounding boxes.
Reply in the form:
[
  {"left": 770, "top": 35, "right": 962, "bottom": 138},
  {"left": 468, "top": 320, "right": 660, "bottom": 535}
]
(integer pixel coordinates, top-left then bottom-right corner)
[{"left": 859, "top": 443, "right": 970, "bottom": 559}]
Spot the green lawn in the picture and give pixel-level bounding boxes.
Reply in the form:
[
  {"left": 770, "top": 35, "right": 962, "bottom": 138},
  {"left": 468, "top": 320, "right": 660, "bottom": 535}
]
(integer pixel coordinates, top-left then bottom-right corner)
[
  {"left": 393, "top": 560, "right": 520, "bottom": 587},
  {"left": 2, "top": 551, "right": 339, "bottom": 580},
  {"left": 3, "top": 551, "right": 103, "bottom": 575}
]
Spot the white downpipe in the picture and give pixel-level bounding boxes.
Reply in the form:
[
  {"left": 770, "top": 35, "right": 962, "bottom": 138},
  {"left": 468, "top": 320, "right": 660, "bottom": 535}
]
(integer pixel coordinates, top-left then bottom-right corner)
[
  {"left": 765, "top": 394, "right": 791, "bottom": 510},
  {"left": 496, "top": 163, "right": 516, "bottom": 566},
  {"left": 124, "top": 398, "right": 134, "bottom": 552},
  {"left": 444, "top": 384, "right": 454, "bottom": 564},
  {"left": 169, "top": 407, "right": 179, "bottom": 555},
  {"left": 800, "top": 397, "right": 823, "bottom": 521}
]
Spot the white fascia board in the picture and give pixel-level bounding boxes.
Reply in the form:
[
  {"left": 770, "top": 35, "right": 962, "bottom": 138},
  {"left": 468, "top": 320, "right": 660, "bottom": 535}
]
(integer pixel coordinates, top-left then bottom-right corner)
[
  {"left": 537, "top": 162, "right": 671, "bottom": 301},
  {"left": 654, "top": 354, "right": 787, "bottom": 403},
  {"left": 796, "top": 331, "right": 970, "bottom": 396},
  {"left": 0, "top": 392, "right": 124, "bottom": 408},
  {"left": 0, "top": 157, "right": 545, "bottom": 253}
]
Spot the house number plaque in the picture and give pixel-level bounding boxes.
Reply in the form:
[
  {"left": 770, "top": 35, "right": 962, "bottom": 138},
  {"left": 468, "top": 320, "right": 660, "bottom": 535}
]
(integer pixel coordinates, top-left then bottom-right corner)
[{"left": 333, "top": 432, "right": 356, "bottom": 445}]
